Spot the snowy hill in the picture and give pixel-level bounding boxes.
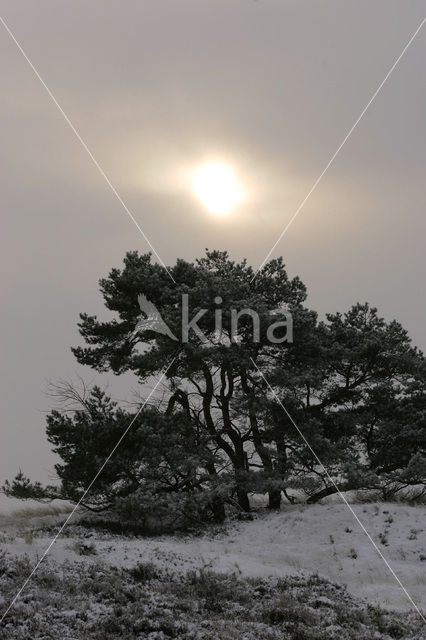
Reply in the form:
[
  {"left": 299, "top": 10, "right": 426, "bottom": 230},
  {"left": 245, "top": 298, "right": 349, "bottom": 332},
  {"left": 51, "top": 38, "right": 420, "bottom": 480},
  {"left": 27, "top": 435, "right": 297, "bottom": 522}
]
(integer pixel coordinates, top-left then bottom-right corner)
[{"left": 0, "top": 497, "right": 424, "bottom": 612}]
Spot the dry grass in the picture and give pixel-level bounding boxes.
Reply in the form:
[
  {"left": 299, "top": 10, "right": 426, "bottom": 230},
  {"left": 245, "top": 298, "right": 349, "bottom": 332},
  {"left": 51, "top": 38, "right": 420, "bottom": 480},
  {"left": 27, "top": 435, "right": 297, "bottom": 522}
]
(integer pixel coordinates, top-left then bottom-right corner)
[{"left": 0, "top": 553, "right": 424, "bottom": 639}]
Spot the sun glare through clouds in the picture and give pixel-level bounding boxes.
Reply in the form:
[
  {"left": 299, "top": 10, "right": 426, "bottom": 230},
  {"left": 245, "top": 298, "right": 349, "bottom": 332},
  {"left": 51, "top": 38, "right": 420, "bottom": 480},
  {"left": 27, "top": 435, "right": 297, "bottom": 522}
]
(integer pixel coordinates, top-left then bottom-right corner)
[{"left": 190, "top": 161, "right": 246, "bottom": 216}]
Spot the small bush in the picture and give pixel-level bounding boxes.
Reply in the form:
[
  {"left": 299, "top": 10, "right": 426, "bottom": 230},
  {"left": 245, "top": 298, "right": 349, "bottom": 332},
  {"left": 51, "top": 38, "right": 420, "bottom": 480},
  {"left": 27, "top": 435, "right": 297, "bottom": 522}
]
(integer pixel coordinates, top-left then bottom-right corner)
[
  {"left": 129, "top": 562, "right": 157, "bottom": 583},
  {"left": 72, "top": 540, "right": 97, "bottom": 556},
  {"left": 378, "top": 532, "right": 388, "bottom": 546}
]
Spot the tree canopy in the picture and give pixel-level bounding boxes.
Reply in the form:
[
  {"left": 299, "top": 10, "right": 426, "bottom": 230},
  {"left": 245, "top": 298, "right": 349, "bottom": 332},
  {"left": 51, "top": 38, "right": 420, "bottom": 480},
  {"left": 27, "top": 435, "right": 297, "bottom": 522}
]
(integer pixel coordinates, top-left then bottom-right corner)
[{"left": 4, "top": 250, "right": 425, "bottom": 526}]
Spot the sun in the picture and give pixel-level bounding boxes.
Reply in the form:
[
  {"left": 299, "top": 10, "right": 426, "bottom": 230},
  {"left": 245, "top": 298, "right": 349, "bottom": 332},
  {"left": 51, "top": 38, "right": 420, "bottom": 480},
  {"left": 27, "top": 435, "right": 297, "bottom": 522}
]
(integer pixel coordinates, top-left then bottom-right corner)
[{"left": 190, "top": 162, "right": 245, "bottom": 216}]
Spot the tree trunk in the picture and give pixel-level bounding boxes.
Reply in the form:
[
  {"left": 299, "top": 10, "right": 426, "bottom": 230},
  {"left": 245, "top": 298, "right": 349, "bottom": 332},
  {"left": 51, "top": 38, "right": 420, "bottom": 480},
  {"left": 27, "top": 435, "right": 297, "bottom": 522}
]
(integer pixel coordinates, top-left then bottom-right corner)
[
  {"left": 307, "top": 483, "right": 349, "bottom": 503},
  {"left": 268, "top": 488, "right": 282, "bottom": 510},
  {"left": 204, "top": 460, "right": 226, "bottom": 523},
  {"left": 236, "top": 486, "right": 251, "bottom": 512},
  {"left": 210, "top": 496, "right": 226, "bottom": 523}
]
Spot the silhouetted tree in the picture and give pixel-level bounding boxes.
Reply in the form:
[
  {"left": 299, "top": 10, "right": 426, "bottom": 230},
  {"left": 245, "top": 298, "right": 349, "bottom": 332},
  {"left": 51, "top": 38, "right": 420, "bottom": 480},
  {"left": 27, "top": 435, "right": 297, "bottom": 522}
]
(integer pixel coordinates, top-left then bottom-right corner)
[{"left": 4, "top": 251, "right": 425, "bottom": 520}]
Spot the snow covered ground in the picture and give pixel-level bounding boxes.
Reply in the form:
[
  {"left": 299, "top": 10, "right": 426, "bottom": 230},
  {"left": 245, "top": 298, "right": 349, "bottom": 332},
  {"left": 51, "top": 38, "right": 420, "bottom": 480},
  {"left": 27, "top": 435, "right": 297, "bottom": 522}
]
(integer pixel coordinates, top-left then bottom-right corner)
[{"left": 0, "top": 496, "right": 424, "bottom": 613}]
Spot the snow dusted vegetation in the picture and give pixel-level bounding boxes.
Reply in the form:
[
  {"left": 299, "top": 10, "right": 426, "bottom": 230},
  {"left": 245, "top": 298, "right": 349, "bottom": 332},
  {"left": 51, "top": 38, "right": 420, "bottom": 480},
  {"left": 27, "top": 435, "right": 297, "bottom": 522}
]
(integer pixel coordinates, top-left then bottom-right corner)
[{"left": 0, "top": 495, "right": 425, "bottom": 638}]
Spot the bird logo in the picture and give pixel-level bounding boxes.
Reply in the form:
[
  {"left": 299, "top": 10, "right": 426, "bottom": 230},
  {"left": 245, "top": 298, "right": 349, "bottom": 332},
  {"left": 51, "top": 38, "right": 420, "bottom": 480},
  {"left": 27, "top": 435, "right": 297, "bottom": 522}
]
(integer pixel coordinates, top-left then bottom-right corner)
[{"left": 134, "top": 294, "right": 178, "bottom": 341}]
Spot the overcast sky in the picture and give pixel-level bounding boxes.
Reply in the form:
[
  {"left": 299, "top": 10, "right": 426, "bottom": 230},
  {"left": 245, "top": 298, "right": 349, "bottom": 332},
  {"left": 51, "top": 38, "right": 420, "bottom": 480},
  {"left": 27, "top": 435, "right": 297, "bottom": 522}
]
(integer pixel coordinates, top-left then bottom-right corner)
[{"left": 1, "top": 1, "right": 425, "bottom": 484}]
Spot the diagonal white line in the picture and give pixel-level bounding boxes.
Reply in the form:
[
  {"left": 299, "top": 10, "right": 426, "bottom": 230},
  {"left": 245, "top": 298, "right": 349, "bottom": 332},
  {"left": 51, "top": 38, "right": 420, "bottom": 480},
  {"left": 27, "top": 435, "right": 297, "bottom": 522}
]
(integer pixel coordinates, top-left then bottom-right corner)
[
  {"left": 251, "top": 17, "right": 426, "bottom": 281},
  {"left": 0, "top": 15, "right": 176, "bottom": 285},
  {"left": 250, "top": 358, "right": 426, "bottom": 623},
  {"left": 0, "top": 355, "right": 178, "bottom": 624}
]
